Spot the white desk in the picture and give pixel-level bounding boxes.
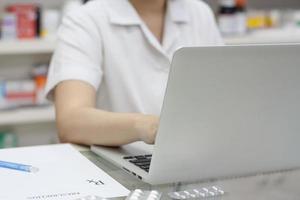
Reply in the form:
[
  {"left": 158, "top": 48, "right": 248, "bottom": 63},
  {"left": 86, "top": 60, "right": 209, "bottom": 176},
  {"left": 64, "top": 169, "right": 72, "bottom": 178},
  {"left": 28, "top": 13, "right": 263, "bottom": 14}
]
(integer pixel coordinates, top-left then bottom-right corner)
[{"left": 79, "top": 147, "right": 300, "bottom": 200}]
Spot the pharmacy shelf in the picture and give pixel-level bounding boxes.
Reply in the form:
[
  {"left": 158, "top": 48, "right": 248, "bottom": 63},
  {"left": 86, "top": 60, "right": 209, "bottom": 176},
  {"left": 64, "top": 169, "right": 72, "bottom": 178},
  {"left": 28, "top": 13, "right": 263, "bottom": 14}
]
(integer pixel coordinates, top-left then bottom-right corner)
[
  {"left": 0, "top": 31, "right": 299, "bottom": 54},
  {"left": 0, "top": 106, "right": 55, "bottom": 126},
  {"left": 225, "top": 34, "right": 300, "bottom": 44},
  {"left": 224, "top": 29, "right": 300, "bottom": 45},
  {"left": 0, "top": 39, "right": 56, "bottom": 55}
]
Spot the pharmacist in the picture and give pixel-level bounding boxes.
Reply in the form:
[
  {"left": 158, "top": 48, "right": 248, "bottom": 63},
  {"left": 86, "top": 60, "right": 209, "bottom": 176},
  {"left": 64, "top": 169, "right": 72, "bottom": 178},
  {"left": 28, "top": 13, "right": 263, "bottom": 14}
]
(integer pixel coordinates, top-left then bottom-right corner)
[{"left": 45, "top": 0, "right": 223, "bottom": 146}]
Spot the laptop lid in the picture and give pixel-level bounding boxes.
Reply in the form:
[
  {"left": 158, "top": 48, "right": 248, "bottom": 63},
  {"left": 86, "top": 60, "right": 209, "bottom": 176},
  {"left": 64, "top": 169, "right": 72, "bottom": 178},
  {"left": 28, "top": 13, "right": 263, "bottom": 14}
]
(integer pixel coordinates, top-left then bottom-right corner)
[{"left": 147, "top": 44, "right": 300, "bottom": 184}]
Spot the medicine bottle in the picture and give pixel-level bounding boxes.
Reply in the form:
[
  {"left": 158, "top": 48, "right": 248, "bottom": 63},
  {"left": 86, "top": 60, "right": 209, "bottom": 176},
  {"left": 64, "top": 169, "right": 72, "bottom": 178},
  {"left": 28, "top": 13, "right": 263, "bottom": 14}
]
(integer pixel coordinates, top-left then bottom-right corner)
[
  {"left": 235, "top": 0, "right": 247, "bottom": 35},
  {"left": 218, "top": 0, "right": 237, "bottom": 35}
]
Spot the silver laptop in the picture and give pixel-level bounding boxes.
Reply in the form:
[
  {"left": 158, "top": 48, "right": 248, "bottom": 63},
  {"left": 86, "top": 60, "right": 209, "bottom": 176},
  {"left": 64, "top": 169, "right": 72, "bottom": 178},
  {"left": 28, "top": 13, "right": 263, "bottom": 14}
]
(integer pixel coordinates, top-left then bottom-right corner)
[{"left": 92, "top": 44, "right": 300, "bottom": 185}]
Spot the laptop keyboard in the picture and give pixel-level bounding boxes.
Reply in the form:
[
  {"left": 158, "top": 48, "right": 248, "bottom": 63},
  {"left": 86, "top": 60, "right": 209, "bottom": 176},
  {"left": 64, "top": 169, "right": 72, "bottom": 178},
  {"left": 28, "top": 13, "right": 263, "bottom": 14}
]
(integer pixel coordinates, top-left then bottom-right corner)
[{"left": 123, "top": 154, "right": 152, "bottom": 172}]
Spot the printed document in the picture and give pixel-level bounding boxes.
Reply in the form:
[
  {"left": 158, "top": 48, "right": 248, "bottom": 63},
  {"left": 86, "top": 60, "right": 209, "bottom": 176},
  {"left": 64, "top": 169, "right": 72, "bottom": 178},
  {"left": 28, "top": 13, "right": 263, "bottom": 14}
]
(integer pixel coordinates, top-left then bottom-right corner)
[{"left": 0, "top": 144, "right": 129, "bottom": 200}]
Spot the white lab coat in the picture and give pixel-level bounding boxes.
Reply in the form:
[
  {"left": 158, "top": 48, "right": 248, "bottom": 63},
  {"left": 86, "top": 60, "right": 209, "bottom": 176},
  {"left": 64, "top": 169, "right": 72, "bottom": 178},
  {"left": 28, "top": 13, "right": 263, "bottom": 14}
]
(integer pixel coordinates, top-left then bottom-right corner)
[{"left": 45, "top": 0, "right": 223, "bottom": 115}]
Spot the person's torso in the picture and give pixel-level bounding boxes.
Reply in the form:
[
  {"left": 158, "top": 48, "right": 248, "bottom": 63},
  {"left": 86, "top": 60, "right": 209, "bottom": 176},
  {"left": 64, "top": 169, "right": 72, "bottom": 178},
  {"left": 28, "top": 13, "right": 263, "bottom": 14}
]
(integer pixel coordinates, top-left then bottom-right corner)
[{"left": 83, "top": 0, "right": 222, "bottom": 115}]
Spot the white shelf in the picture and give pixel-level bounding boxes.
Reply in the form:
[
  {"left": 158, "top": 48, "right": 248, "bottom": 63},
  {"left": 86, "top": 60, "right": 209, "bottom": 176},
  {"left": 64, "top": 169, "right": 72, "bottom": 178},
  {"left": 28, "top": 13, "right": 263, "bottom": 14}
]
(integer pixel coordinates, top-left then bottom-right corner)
[
  {"left": 0, "top": 31, "right": 299, "bottom": 54},
  {"left": 224, "top": 29, "right": 300, "bottom": 45},
  {"left": 0, "top": 106, "right": 55, "bottom": 126},
  {"left": 0, "top": 39, "right": 56, "bottom": 55},
  {"left": 225, "top": 34, "right": 300, "bottom": 44}
]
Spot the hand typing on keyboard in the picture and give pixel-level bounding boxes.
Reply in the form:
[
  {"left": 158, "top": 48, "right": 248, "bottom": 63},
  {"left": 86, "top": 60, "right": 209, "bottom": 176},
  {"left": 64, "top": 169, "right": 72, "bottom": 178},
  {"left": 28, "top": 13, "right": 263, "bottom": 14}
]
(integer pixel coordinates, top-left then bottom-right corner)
[{"left": 135, "top": 115, "right": 159, "bottom": 144}]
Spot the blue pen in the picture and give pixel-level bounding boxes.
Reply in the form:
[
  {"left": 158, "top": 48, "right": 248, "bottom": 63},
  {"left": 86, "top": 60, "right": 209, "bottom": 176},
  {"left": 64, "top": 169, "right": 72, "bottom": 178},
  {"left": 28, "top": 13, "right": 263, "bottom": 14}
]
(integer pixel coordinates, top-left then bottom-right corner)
[{"left": 0, "top": 160, "right": 39, "bottom": 173}]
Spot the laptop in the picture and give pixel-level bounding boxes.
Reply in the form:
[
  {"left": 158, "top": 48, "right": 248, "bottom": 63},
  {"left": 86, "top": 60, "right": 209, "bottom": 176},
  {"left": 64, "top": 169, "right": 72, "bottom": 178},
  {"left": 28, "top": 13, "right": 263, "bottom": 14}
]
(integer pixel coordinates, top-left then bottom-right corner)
[{"left": 92, "top": 44, "right": 300, "bottom": 185}]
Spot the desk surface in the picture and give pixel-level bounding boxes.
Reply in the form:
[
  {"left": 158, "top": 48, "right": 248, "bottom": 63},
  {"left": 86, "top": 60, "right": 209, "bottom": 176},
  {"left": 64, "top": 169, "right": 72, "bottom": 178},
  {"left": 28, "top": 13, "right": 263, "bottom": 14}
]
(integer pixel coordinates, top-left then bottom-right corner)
[{"left": 80, "top": 148, "right": 300, "bottom": 200}]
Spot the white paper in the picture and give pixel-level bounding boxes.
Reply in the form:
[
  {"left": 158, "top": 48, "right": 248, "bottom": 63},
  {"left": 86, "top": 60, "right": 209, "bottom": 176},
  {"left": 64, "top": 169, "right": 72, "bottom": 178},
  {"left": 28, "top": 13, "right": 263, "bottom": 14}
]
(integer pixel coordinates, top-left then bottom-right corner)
[{"left": 0, "top": 144, "right": 129, "bottom": 200}]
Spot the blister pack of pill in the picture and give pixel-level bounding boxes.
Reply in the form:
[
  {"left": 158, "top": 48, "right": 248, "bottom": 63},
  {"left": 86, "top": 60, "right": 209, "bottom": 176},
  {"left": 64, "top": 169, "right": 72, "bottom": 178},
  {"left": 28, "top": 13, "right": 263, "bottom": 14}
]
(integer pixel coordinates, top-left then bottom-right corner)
[
  {"left": 126, "top": 189, "right": 162, "bottom": 200},
  {"left": 168, "top": 186, "right": 225, "bottom": 199}
]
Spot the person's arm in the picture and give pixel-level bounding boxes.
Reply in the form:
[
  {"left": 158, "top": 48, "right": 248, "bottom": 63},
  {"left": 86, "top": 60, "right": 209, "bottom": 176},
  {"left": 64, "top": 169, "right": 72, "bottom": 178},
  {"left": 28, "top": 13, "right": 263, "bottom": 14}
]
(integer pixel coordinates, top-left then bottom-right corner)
[{"left": 55, "top": 80, "right": 159, "bottom": 146}]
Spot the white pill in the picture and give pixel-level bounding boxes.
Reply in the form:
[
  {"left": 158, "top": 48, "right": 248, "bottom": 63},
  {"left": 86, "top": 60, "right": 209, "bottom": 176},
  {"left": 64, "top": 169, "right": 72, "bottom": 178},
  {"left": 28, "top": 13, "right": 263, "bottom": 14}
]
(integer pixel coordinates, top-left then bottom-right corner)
[
  {"left": 174, "top": 192, "right": 180, "bottom": 196},
  {"left": 199, "top": 192, "right": 205, "bottom": 197},
  {"left": 209, "top": 192, "right": 215, "bottom": 196},
  {"left": 135, "top": 189, "right": 143, "bottom": 194},
  {"left": 219, "top": 190, "right": 225, "bottom": 195},
  {"left": 193, "top": 189, "right": 199, "bottom": 194}
]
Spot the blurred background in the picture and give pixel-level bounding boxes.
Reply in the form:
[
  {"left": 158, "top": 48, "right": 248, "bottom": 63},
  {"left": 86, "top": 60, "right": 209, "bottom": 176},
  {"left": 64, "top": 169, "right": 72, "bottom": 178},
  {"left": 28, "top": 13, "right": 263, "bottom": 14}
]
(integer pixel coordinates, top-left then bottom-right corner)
[{"left": 0, "top": 0, "right": 299, "bottom": 149}]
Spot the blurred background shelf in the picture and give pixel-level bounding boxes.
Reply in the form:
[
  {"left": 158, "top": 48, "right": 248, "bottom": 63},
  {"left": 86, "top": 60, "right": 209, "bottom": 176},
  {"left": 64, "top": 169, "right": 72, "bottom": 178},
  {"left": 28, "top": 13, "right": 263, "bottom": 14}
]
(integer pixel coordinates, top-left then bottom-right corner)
[
  {"left": 0, "top": 30, "right": 299, "bottom": 56},
  {"left": 0, "top": 106, "right": 55, "bottom": 126},
  {"left": 0, "top": 0, "right": 300, "bottom": 148},
  {"left": 0, "top": 39, "right": 56, "bottom": 55},
  {"left": 225, "top": 29, "right": 300, "bottom": 44}
]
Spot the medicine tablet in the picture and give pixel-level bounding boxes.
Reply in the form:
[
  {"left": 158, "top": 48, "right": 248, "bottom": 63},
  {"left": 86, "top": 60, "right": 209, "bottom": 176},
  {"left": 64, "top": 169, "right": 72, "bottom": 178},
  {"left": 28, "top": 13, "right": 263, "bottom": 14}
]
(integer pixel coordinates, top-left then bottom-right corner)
[
  {"left": 126, "top": 190, "right": 162, "bottom": 200},
  {"left": 168, "top": 186, "right": 226, "bottom": 200}
]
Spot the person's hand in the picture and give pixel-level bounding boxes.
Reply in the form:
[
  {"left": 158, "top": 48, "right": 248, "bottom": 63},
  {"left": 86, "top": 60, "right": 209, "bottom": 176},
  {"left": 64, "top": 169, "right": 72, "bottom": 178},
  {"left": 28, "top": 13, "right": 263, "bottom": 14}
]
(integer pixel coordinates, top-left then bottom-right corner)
[{"left": 134, "top": 115, "right": 159, "bottom": 144}]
